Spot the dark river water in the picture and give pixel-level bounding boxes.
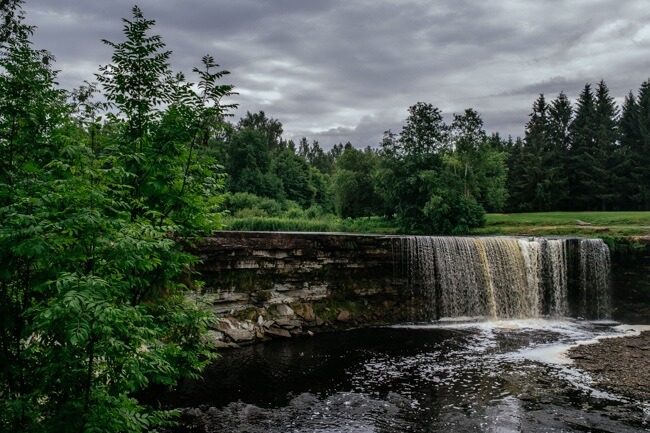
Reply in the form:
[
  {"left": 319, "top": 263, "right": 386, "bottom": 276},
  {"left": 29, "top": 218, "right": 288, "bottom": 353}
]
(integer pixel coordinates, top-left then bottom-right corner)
[{"left": 161, "top": 320, "right": 650, "bottom": 432}]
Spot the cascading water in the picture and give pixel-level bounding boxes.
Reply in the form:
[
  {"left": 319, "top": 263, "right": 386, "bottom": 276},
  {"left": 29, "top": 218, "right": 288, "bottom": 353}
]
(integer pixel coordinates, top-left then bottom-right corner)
[{"left": 395, "top": 236, "right": 611, "bottom": 321}]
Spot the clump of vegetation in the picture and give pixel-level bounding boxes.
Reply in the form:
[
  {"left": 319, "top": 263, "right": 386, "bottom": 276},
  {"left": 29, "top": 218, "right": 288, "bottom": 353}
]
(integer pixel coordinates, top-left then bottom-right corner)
[
  {"left": 252, "top": 290, "right": 272, "bottom": 304},
  {"left": 0, "top": 4, "right": 233, "bottom": 431}
]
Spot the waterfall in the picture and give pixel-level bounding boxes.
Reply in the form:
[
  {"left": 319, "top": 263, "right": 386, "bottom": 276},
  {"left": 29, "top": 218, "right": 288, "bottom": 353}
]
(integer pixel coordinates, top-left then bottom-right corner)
[{"left": 396, "top": 236, "right": 611, "bottom": 321}]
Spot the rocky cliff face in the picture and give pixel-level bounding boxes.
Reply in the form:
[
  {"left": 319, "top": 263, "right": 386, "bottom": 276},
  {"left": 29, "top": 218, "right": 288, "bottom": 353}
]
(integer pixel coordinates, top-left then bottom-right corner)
[
  {"left": 609, "top": 237, "right": 650, "bottom": 324},
  {"left": 192, "top": 232, "right": 406, "bottom": 347}
]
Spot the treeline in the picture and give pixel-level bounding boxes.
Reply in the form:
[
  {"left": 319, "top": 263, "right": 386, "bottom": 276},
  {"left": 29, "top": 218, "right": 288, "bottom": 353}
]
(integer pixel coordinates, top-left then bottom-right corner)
[
  {"left": 219, "top": 79, "right": 650, "bottom": 232},
  {"left": 507, "top": 81, "right": 650, "bottom": 212},
  {"left": 216, "top": 104, "right": 507, "bottom": 234}
]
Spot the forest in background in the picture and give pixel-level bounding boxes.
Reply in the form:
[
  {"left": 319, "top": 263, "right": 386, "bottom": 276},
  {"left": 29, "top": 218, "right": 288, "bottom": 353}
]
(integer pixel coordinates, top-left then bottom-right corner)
[
  {"left": 219, "top": 77, "right": 650, "bottom": 233},
  {"left": 1, "top": 2, "right": 650, "bottom": 432}
]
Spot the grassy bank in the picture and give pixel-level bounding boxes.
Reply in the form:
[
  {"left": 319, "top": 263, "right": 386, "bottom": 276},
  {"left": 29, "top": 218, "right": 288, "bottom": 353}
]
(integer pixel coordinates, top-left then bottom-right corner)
[
  {"left": 220, "top": 212, "right": 650, "bottom": 238},
  {"left": 471, "top": 211, "right": 650, "bottom": 237}
]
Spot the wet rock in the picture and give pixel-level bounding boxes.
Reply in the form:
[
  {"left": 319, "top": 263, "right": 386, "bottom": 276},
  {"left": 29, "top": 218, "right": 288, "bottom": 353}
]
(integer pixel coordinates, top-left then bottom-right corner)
[
  {"left": 214, "top": 317, "right": 236, "bottom": 331},
  {"left": 265, "top": 327, "right": 291, "bottom": 338},
  {"left": 212, "top": 340, "right": 235, "bottom": 349},
  {"left": 315, "top": 317, "right": 325, "bottom": 326},
  {"left": 293, "top": 303, "right": 316, "bottom": 322},
  {"left": 275, "top": 317, "right": 302, "bottom": 329},
  {"left": 223, "top": 328, "right": 255, "bottom": 342},
  {"left": 336, "top": 310, "right": 351, "bottom": 322},
  {"left": 274, "top": 304, "right": 295, "bottom": 317},
  {"left": 202, "top": 330, "right": 225, "bottom": 344},
  {"left": 240, "top": 321, "right": 255, "bottom": 332}
]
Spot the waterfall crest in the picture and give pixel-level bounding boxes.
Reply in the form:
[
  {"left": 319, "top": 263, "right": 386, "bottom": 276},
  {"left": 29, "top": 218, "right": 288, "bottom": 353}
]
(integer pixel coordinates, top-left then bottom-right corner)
[{"left": 395, "top": 236, "right": 611, "bottom": 321}]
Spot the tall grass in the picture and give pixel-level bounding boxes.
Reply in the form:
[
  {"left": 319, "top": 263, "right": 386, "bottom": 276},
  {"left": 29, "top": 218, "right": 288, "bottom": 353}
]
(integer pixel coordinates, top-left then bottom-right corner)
[{"left": 221, "top": 216, "right": 401, "bottom": 234}]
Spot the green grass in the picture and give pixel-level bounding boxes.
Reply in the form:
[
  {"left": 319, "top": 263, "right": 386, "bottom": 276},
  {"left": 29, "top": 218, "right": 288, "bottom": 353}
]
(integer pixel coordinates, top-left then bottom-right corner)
[
  {"left": 220, "top": 212, "right": 650, "bottom": 238},
  {"left": 472, "top": 211, "right": 650, "bottom": 237}
]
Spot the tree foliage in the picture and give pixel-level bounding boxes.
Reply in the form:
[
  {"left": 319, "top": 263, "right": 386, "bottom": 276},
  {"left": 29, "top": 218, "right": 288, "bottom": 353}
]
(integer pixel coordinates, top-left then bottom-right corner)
[
  {"left": 504, "top": 79, "right": 649, "bottom": 213},
  {"left": 376, "top": 104, "right": 504, "bottom": 233},
  {"left": 0, "top": 5, "right": 234, "bottom": 432}
]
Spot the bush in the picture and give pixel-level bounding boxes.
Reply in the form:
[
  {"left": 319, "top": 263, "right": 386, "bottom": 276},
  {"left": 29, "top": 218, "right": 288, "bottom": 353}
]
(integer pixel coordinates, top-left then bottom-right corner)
[
  {"left": 224, "top": 192, "right": 284, "bottom": 217},
  {"left": 424, "top": 193, "right": 486, "bottom": 234}
]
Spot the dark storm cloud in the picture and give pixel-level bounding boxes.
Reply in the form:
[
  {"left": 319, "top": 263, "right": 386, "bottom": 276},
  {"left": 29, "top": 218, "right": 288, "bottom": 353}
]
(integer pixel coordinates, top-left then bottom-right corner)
[
  {"left": 22, "top": 0, "right": 650, "bottom": 147},
  {"left": 501, "top": 76, "right": 588, "bottom": 97}
]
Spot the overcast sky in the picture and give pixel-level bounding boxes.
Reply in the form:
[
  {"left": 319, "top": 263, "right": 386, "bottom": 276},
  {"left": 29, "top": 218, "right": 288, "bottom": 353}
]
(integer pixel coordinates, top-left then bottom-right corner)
[{"left": 22, "top": 0, "right": 650, "bottom": 149}]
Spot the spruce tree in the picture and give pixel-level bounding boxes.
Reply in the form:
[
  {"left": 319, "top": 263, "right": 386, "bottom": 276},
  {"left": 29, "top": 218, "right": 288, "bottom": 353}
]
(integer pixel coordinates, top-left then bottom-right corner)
[
  {"left": 619, "top": 91, "right": 643, "bottom": 208},
  {"left": 518, "top": 94, "right": 553, "bottom": 211},
  {"left": 547, "top": 92, "right": 572, "bottom": 209},
  {"left": 568, "top": 84, "right": 598, "bottom": 210},
  {"left": 635, "top": 80, "right": 650, "bottom": 209},
  {"left": 593, "top": 80, "right": 620, "bottom": 210}
]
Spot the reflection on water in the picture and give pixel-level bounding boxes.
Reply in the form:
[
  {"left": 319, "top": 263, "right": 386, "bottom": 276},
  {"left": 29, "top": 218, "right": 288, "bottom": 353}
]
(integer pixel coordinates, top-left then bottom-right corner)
[{"left": 161, "top": 320, "right": 649, "bottom": 432}]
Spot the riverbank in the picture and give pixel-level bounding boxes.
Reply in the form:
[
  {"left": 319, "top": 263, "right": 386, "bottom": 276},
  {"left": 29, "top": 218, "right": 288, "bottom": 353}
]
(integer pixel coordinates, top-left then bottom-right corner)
[{"left": 567, "top": 329, "right": 650, "bottom": 401}]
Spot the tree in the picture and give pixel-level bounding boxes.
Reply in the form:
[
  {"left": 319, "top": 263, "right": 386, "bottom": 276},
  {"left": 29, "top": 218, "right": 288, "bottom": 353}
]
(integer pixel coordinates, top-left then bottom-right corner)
[
  {"left": 0, "top": 0, "right": 26, "bottom": 44},
  {"left": 96, "top": 5, "right": 176, "bottom": 222},
  {"left": 628, "top": 80, "right": 650, "bottom": 210},
  {"left": 0, "top": 9, "right": 68, "bottom": 428},
  {"left": 377, "top": 106, "right": 446, "bottom": 232},
  {"left": 618, "top": 90, "right": 644, "bottom": 209},
  {"left": 395, "top": 102, "right": 448, "bottom": 157},
  {"left": 511, "top": 93, "right": 570, "bottom": 211},
  {"left": 331, "top": 146, "right": 383, "bottom": 218},
  {"left": 592, "top": 80, "right": 620, "bottom": 210},
  {"left": 271, "top": 149, "right": 315, "bottom": 207},
  {"left": 237, "top": 111, "right": 284, "bottom": 154},
  {"left": 1, "top": 6, "right": 232, "bottom": 431},
  {"left": 447, "top": 108, "right": 508, "bottom": 212},
  {"left": 546, "top": 91, "right": 572, "bottom": 209},
  {"left": 377, "top": 103, "right": 491, "bottom": 234},
  {"left": 225, "top": 128, "right": 284, "bottom": 200},
  {"left": 298, "top": 138, "right": 335, "bottom": 174}
]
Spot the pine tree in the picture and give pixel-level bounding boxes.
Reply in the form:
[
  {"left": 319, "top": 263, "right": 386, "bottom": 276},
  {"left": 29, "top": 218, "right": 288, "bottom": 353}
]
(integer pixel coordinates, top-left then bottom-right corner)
[
  {"left": 568, "top": 84, "right": 598, "bottom": 210},
  {"left": 635, "top": 80, "right": 650, "bottom": 209},
  {"left": 618, "top": 90, "right": 643, "bottom": 208},
  {"left": 547, "top": 91, "right": 572, "bottom": 209},
  {"left": 515, "top": 94, "right": 554, "bottom": 211},
  {"left": 593, "top": 80, "right": 620, "bottom": 210}
]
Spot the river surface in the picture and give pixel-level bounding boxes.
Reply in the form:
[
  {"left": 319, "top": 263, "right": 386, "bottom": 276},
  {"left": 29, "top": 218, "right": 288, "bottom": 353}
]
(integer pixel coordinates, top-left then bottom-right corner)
[{"left": 162, "top": 320, "right": 649, "bottom": 432}]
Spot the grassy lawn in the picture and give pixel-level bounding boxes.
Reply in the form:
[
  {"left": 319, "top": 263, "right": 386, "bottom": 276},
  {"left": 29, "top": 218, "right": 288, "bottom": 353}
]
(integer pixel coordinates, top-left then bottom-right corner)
[{"left": 472, "top": 211, "right": 650, "bottom": 237}]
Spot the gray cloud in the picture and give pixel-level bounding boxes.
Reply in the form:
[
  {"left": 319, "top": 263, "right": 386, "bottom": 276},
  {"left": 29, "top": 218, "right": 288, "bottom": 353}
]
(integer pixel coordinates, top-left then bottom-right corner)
[{"left": 22, "top": 0, "right": 650, "bottom": 148}]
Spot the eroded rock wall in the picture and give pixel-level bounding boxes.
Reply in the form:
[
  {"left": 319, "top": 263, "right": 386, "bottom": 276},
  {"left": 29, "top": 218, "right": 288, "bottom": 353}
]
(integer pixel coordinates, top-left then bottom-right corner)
[
  {"left": 192, "top": 232, "right": 405, "bottom": 347},
  {"left": 610, "top": 238, "right": 650, "bottom": 324}
]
